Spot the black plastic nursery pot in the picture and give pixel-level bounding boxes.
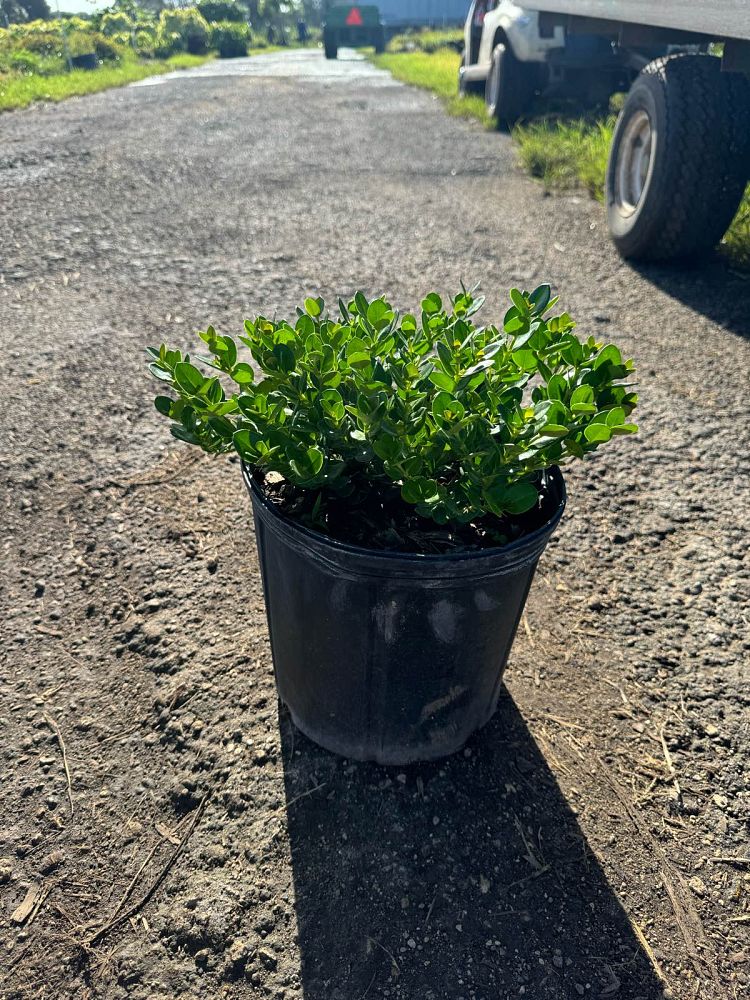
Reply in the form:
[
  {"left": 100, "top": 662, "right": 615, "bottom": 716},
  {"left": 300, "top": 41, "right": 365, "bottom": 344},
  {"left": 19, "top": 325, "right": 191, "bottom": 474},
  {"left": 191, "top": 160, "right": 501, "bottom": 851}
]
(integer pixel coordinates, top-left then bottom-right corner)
[
  {"left": 243, "top": 465, "right": 566, "bottom": 765},
  {"left": 71, "top": 53, "right": 98, "bottom": 70}
]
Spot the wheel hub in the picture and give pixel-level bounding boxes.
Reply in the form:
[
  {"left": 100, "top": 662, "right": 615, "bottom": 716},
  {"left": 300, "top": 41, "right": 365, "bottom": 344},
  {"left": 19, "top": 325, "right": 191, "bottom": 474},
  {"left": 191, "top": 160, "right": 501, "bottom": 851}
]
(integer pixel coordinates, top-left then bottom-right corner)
[{"left": 614, "top": 110, "right": 653, "bottom": 216}]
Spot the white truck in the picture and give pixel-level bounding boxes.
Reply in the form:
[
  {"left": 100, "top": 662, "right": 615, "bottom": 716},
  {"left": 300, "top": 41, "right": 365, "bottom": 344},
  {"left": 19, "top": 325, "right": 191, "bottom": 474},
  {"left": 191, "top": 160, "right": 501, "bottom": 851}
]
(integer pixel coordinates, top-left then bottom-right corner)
[
  {"left": 460, "top": 1, "right": 750, "bottom": 262},
  {"left": 459, "top": 2, "right": 649, "bottom": 118}
]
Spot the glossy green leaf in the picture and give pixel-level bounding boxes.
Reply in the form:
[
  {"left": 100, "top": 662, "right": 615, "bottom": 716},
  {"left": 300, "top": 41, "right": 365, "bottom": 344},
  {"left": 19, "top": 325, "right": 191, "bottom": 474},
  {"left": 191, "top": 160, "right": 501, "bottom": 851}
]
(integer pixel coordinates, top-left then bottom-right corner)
[
  {"left": 232, "top": 363, "right": 254, "bottom": 384},
  {"left": 422, "top": 292, "right": 442, "bottom": 315},
  {"left": 173, "top": 362, "right": 205, "bottom": 393},
  {"left": 584, "top": 423, "right": 612, "bottom": 443}
]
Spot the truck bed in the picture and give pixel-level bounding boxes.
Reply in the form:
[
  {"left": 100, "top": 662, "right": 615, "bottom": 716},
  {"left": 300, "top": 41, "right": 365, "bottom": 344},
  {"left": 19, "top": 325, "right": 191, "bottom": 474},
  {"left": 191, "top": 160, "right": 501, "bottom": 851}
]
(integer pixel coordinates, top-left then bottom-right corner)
[{"left": 524, "top": 1, "right": 750, "bottom": 42}]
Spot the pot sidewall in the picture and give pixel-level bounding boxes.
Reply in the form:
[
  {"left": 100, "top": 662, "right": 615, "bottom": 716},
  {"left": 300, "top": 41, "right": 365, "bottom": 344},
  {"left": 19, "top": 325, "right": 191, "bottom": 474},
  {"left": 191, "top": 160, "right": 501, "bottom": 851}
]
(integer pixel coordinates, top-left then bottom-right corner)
[{"left": 246, "top": 467, "right": 565, "bottom": 765}]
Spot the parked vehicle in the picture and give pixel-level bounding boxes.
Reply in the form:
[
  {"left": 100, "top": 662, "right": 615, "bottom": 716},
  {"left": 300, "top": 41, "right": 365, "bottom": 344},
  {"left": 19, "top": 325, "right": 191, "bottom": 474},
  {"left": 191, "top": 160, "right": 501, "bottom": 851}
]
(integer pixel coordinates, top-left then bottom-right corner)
[
  {"left": 460, "top": 1, "right": 666, "bottom": 125},
  {"left": 523, "top": 1, "right": 750, "bottom": 261},
  {"left": 323, "top": 4, "right": 386, "bottom": 59}
]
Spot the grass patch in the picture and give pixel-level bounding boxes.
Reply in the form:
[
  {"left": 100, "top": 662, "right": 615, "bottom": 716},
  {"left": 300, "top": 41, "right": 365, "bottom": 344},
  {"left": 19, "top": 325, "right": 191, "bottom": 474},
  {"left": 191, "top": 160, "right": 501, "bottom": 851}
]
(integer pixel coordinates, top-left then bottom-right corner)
[
  {"left": 721, "top": 191, "right": 750, "bottom": 266},
  {"left": 372, "top": 50, "right": 490, "bottom": 125},
  {"left": 0, "top": 53, "right": 212, "bottom": 112},
  {"left": 514, "top": 116, "right": 613, "bottom": 199},
  {"left": 387, "top": 28, "right": 464, "bottom": 54}
]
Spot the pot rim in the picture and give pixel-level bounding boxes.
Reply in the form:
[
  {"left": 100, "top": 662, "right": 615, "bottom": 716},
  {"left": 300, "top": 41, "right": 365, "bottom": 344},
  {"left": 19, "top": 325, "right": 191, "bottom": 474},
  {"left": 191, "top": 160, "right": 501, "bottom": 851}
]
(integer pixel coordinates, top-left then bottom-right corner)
[{"left": 242, "top": 461, "right": 566, "bottom": 565}]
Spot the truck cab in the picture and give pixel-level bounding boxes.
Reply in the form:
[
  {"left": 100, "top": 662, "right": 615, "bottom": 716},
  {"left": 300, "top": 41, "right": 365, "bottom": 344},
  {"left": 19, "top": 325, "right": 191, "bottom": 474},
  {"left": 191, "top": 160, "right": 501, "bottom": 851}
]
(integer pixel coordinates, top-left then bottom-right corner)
[
  {"left": 460, "top": 1, "right": 641, "bottom": 127},
  {"left": 461, "top": 0, "right": 564, "bottom": 87}
]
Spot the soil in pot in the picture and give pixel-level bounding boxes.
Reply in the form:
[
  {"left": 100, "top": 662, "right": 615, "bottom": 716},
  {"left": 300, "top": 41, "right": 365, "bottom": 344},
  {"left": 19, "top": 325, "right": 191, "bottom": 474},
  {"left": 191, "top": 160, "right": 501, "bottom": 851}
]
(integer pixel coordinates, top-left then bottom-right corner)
[{"left": 256, "top": 468, "right": 561, "bottom": 555}]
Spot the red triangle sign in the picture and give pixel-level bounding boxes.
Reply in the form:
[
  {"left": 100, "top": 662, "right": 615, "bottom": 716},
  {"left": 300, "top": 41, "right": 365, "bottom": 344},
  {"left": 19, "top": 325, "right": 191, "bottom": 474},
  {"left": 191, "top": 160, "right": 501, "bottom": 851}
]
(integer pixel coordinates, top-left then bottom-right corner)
[{"left": 346, "top": 6, "right": 363, "bottom": 25}]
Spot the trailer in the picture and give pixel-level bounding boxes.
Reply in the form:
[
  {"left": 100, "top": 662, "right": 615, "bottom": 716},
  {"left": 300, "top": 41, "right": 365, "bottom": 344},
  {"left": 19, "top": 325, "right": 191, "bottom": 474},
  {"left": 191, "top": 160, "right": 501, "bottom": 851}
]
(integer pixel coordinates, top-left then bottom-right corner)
[
  {"left": 323, "top": 1, "right": 468, "bottom": 32},
  {"left": 521, "top": 1, "right": 750, "bottom": 260},
  {"left": 323, "top": 5, "right": 386, "bottom": 59}
]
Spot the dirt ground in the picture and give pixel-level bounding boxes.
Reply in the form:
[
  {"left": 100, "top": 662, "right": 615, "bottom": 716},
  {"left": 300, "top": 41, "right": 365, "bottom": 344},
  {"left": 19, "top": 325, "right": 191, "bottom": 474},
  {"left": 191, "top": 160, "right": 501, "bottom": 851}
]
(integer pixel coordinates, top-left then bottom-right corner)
[{"left": 1, "top": 49, "right": 749, "bottom": 1000}]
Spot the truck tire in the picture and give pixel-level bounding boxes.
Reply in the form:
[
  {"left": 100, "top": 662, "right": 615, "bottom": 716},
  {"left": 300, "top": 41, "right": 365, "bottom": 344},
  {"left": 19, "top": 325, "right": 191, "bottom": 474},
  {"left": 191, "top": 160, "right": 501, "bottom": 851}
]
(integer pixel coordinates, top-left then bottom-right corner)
[
  {"left": 485, "top": 42, "right": 535, "bottom": 129},
  {"left": 323, "top": 31, "right": 337, "bottom": 60},
  {"left": 374, "top": 27, "right": 385, "bottom": 55},
  {"left": 606, "top": 54, "right": 750, "bottom": 261}
]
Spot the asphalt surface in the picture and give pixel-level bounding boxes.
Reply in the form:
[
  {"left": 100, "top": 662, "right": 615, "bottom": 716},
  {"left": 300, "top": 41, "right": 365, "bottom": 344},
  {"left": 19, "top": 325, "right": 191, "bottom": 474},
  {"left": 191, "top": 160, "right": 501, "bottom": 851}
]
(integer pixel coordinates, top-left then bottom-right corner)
[{"left": 1, "top": 48, "right": 749, "bottom": 1000}]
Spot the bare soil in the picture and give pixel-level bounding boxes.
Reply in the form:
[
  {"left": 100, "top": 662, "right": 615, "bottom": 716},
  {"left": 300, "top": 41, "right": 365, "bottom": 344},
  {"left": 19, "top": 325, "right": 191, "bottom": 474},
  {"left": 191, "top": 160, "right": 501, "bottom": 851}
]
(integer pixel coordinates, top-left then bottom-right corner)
[{"left": 1, "top": 50, "right": 748, "bottom": 1000}]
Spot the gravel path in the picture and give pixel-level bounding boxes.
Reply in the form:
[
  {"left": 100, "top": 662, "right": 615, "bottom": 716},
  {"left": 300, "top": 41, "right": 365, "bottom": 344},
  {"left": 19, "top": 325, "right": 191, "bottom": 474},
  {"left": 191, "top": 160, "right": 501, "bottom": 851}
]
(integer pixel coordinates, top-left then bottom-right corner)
[{"left": 1, "top": 49, "right": 749, "bottom": 1000}]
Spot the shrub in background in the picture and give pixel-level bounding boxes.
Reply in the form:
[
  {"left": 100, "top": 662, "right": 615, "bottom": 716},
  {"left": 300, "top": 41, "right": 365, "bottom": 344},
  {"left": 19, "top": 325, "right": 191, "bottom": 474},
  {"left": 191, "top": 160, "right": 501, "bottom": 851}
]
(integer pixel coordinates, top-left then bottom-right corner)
[
  {"left": 67, "top": 30, "right": 98, "bottom": 57},
  {"left": 158, "top": 8, "right": 210, "bottom": 55},
  {"left": 90, "top": 32, "right": 122, "bottom": 62},
  {"left": 3, "top": 48, "right": 45, "bottom": 73},
  {"left": 388, "top": 28, "right": 463, "bottom": 54},
  {"left": 134, "top": 26, "right": 157, "bottom": 56},
  {"left": 197, "top": 0, "right": 245, "bottom": 23},
  {"left": 100, "top": 11, "right": 133, "bottom": 37},
  {"left": 153, "top": 29, "right": 181, "bottom": 57},
  {"left": 210, "top": 20, "right": 249, "bottom": 58},
  {"left": 6, "top": 28, "right": 61, "bottom": 56}
]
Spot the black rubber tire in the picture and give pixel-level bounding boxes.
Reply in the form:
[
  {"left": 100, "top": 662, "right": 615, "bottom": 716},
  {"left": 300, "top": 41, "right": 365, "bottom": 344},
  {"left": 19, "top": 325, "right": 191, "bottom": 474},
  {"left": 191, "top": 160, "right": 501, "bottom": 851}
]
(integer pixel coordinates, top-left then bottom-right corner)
[
  {"left": 606, "top": 54, "right": 750, "bottom": 261},
  {"left": 323, "top": 31, "right": 337, "bottom": 60},
  {"left": 485, "top": 42, "right": 535, "bottom": 129},
  {"left": 374, "top": 27, "right": 385, "bottom": 55},
  {"left": 458, "top": 49, "right": 484, "bottom": 97}
]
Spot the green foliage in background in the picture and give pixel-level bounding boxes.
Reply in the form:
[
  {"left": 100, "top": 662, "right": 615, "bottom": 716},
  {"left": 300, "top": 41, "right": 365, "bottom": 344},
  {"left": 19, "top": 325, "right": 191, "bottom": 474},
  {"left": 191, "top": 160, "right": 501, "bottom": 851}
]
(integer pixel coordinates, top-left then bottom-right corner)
[
  {"left": 158, "top": 8, "right": 210, "bottom": 54},
  {"left": 100, "top": 11, "right": 133, "bottom": 37},
  {"left": 0, "top": 1, "right": 319, "bottom": 108},
  {"left": 197, "top": 0, "right": 246, "bottom": 23},
  {"left": 209, "top": 20, "right": 250, "bottom": 57},
  {"left": 0, "top": 49, "right": 208, "bottom": 109},
  {"left": 148, "top": 287, "right": 637, "bottom": 527}
]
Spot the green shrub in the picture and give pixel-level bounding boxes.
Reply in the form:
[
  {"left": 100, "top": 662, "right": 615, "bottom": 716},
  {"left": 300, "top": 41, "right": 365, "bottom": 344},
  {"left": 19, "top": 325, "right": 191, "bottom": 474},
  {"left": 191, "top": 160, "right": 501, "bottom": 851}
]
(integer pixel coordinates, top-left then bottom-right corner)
[
  {"left": 153, "top": 29, "right": 182, "bottom": 58},
  {"left": 5, "top": 48, "right": 45, "bottom": 73},
  {"left": 158, "top": 8, "right": 210, "bottom": 55},
  {"left": 8, "top": 29, "right": 62, "bottom": 56},
  {"left": 210, "top": 20, "right": 249, "bottom": 58},
  {"left": 197, "top": 0, "right": 245, "bottom": 23},
  {"left": 67, "top": 30, "right": 98, "bottom": 57},
  {"left": 147, "top": 286, "right": 638, "bottom": 529},
  {"left": 134, "top": 27, "right": 157, "bottom": 56},
  {"left": 90, "top": 32, "right": 122, "bottom": 62},
  {"left": 100, "top": 11, "right": 133, "bottom": 37},
  {"left": 388, "top": 29, "right": 463, "bottom": 54}
]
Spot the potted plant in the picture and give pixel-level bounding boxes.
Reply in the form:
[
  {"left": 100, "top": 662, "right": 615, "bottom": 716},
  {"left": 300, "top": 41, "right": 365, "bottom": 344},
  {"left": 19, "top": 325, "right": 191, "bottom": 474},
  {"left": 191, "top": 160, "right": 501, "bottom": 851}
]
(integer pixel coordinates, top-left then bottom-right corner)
[{"left": 147, "top": 285, "right": 637, "bottom": 764}]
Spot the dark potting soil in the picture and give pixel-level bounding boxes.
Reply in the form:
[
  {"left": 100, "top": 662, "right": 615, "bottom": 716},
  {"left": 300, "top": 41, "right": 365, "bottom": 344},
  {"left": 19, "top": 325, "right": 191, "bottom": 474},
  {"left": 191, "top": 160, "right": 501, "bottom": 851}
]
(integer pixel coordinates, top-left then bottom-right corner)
[{"left": 255, "top": 470, "right": 560, "bottom": 554}]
